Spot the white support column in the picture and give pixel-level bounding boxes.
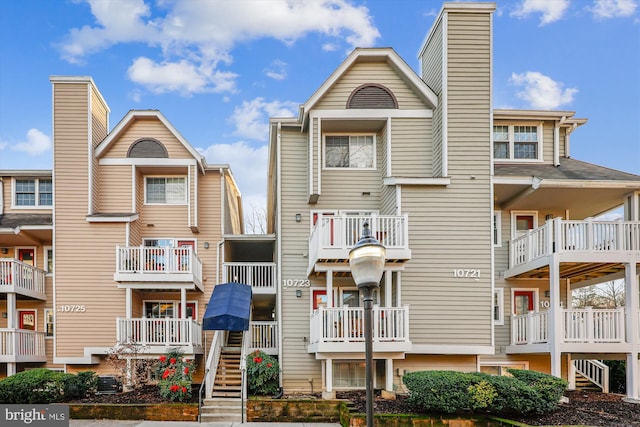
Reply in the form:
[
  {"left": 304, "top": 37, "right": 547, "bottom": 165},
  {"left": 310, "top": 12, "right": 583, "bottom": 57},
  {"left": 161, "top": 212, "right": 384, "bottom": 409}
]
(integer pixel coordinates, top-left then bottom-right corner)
[
  {"left": 625, "top": 262, "right": 639, "bottom": 400},
  {"left": 385, "top": 359, "right": 394, "bottom": 392},
  {"left": 125, "top": 287, "right": 132, "bottom": 319},
  {"left": 385, "top": 270, "right": 392, "bottom": 307},
  {"left": 567, "top": 354, "right": 575, "bottom": 390},
  {"left": 395, "top": 271, "right": 401, "bottom": 306},
  {"left": 7, "top": 293, "right": 16, "bottom": 329},
  {"left": 180, "top": 288, "right": 187, "bottom": 319},
  {"left": 326, "top": 271, "right": 333, "bottom": 308},
  {"left": 323, "top": 358, "right": 335, "bottom": 399},
  {"left": 548, "top": 256, "right": 562, "bottom": 378}
]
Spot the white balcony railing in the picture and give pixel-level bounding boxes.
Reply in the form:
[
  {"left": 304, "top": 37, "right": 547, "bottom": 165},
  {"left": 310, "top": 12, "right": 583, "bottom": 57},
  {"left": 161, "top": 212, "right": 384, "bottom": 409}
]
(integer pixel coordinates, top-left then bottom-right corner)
[
  {"left": 0, "top": 259, "right": 46, "bottom": 297},
  {"left": 510, "top": 219, "right": 640, "bottom": 269},
  {"left": 250, "top": 321, "right": 278, "bottom": 354},
  {"left": 310, "top": 306, "right": 410, "bottom": 345},
  {"left": 511, "top": 308, "right": 626, "bottom": 346},
  {"left": 116, "top": 318, "right": 202, "bottom": 348},
  {"left": 308, "top": 214, "right": 410, "bottom": 267},
  {"left": 0, "top": 329, "right": 46, "bottom": 361},
  {"left": 115, "top": 246, "right": 202, "bottom": 288},
  {"left": 223, "top": 262, "right": 276, "bottom": 292}
]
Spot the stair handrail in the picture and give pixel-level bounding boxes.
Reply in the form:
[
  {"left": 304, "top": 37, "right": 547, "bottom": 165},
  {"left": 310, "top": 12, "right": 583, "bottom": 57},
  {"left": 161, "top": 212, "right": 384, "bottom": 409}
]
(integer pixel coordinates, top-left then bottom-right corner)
[
  {"left": 240, "top": 328, "right": 250, "bottom": 423},
  {"left": 573, "top": 359, "right": 609, "bottom": 393},
  {"left": 197, "top": 368, "right": 209, "bottom": 423},
  {"left": 203, "top": 330, "right": 225, "bottom": 399}
]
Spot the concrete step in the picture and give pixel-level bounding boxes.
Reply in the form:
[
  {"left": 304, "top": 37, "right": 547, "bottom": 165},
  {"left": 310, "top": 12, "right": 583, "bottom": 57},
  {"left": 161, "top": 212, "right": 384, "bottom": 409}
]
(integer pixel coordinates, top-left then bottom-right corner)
[{"left": 200, "top": 413, "right": 242, "bottom": 423}]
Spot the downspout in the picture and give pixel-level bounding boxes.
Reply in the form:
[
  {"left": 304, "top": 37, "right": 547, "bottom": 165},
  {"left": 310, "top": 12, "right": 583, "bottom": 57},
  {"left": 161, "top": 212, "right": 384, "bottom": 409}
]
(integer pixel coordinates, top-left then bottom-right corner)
[{"left": 276, "top": 121, "right": 284, "bottom": 389}]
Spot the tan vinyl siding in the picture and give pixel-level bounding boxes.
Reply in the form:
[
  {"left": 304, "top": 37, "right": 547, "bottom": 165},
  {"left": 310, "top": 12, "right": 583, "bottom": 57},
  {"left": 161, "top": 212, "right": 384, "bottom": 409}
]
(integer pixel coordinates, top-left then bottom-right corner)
[
  {"left": 390, "top": 118, "right": 433, "bottom": 177},
  {"left": 279, "top": 129, "right": 323, "bottom": 391},
  {"left": 311, "top": 118, "right": 318, "bottom": 195},
  {"left": 96, "top": 165, "right": 133, "bottom": 213},
  {"left": 315, "top": 62, "right": 426, "bottom": 110},
  {"left": 102, "top": 118, "right": 194, "bottom": 159},
  {"left": 223, "top": 172, "right": 243, "bottom": 234},
  {"left": 420, "top": 18, "right": 444, "bottom": 177},
  {"left": 394, "top": 355, "right": 477, "bottom": 392},
  {"left": 398, "top": 11, "right": 493, "bottom": 347},
  {"left": 91, "top": 85, "right": 109, "bottom": 212}
]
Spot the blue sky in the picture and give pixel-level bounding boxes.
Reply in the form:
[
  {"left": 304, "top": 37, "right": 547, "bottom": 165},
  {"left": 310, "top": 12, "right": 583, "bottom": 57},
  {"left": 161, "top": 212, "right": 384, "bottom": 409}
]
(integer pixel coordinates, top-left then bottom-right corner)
[{"left": 0, "top": 0, "right": 639, "bottom": 214}]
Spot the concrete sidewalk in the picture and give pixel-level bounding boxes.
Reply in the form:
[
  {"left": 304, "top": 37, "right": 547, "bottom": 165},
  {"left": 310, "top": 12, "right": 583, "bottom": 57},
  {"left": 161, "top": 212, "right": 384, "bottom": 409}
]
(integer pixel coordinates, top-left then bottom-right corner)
[{"left": 70, "top": 421, "right": 341, "bottom": 427}]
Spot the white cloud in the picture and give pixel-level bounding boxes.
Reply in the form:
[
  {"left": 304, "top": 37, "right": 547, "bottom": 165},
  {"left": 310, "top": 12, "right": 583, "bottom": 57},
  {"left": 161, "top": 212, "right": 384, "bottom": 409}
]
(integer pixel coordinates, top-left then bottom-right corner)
[
  {"left": 511, "top": 0, "right": 570, "bottom": 25},
  {"left": 4, "top": 129, "right": 52, "bottom": 156},
  {"left": 58, "top": 0, "right": 380, "bottom": 94},
  {"left": 229, "top": 98, "right": 298, "bottom": 141},
  {"left": 198, "top": 141, "right": 269, "bottom": 221},
  {"left": 264, "top": 60, "right": 287, "bottom": 81},
  {"left": 510, "top": 71, "right": 578, "bottom": 109},
  {"left": 591, "top": 0, "right": 638, "bottom": 18},
  {"left": 127, "top": 57, "right": 238, "bottom": 95}
]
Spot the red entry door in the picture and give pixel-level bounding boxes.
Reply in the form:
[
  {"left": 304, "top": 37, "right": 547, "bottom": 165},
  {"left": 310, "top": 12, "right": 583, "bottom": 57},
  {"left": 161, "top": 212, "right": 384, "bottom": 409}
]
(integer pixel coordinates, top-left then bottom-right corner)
[
  {"left": 178, "top": 302, "right": 197, "bottom": 319},
  {"left": 312, "top": 290, "right": 327, "bottom": 310},
  {"left": 19, "top": 310, "right": 36, "bottom": 330},
  {"left": 514, "top": 291, "right": 535, "bottom": 315},
  {"left": 18, "top": 248, "right": 35, "bottom": 266},
  {"left": 177, "top": 241, "right": 195, "bottom": 271}
]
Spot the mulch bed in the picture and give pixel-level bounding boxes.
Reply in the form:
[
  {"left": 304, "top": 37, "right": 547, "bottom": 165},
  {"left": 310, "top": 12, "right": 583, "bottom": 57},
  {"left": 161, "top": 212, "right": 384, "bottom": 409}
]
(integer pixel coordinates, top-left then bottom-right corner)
[
  {"left": 73, "top": 386, "right": 640, "bottom": 426},
  {"left": 336, "top": 390, "right": 640, "bottom": 427}
]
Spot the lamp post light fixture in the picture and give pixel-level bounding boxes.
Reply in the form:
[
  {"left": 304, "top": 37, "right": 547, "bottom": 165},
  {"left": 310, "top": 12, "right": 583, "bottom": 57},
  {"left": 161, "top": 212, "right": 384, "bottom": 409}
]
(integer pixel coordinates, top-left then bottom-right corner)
[{"left": 349, "top": 222, "right": 386, "bottom": 427}]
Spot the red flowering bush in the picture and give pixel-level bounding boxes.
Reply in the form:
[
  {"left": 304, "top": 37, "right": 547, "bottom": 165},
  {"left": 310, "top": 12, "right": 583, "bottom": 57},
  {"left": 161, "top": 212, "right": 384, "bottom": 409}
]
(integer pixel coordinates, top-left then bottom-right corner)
[
  {"left": 155, "top": 349, "right": 196, "bottom": 402},
  {"left": 246, "top": 350, "right": 279, "bottom": 396}
]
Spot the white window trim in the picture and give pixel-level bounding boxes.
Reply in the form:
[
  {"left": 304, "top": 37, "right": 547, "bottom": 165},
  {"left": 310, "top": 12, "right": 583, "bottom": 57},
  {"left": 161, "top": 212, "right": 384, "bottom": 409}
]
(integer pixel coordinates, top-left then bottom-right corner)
[
  {"left": 493, "top": 288, "right": 504, "bottom": 325},
  {"left": 493, "top": 211, "right": 502, "bottom": 247},
  {"left": 142, "top": 300, "right": 198, "bottom": 319},
  {"left": 510, "top": 210, "right": 538, "bottom": 239},
  {"left": 493, "top": 123, "right": 544, "bottom": 163},
  {"left": 144, "top": 176, "right": 187, "bottom": 205},
  {"left": 142, "top": 238, "right": 196, "bottom": 249},
  {"left": 44, "top": 308, "right": 54, "bottom": 339},
  {"left": 479, "top": 361, "right": 529, "bottom": 375},
  {"left": 44, "top": 246, "right": 53, "bottom": 275},
  {"left": 11, "top": 177, "right": 53, "bottom": 209},
  {"left": 511, "top": 288, "right": 539, "bottom": 315},
  {"left": 322, "top": 133, "right": 377, "bottom": 170},
  {"left": 339, "top": 287, "right": 360, "bottom": 307}
]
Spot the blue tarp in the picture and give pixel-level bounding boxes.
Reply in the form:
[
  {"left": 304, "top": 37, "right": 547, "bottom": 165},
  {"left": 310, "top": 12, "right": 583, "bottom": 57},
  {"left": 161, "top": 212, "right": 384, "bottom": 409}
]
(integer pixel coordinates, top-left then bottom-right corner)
[{"left": 202, "top": 282, "right": 252, "bottom": 331}]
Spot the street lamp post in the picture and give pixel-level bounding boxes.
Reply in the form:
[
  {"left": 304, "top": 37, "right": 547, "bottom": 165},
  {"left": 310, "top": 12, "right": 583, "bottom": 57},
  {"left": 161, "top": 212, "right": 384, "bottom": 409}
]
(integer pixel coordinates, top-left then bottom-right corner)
[{"left": 349, "top": 222, "right": 386, "bottom": 427}]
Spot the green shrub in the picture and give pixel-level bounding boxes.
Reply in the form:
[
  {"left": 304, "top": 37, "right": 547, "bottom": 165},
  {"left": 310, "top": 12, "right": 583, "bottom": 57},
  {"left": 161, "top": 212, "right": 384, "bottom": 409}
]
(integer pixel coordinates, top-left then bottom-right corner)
[
  {"left": 403, "top": 371, "right": 475, "bottom": 413},
  {"left": 403, "top": 369, "right": 567, "bottom": 416},
  {"left": 247, "top": 350, "right": 279, "bottom": 396},
  {"left": 0, "top": 369, "right": 99, "bottom": 403},
  {"left": 63, "top": 371, "right": 98, "bottom": 400},
  {"left": 468, "top": 380, "right": 497, "bottom": 410},
  {"left": 507, "top": 369, "right": 567, "bottom": 412}
]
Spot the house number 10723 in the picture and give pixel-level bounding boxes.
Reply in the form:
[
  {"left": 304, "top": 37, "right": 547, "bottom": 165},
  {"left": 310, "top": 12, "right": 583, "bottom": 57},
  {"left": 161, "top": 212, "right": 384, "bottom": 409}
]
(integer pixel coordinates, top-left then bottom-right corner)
[{"left": 453, "top": 269, "right": 480, "bottom": 278}]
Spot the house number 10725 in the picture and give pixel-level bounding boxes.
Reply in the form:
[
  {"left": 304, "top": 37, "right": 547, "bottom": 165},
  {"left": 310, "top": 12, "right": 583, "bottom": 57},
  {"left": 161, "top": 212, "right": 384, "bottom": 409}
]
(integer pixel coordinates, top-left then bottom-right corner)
[{"left": 453, "top": 269, "right": 480, "bottom": 278}]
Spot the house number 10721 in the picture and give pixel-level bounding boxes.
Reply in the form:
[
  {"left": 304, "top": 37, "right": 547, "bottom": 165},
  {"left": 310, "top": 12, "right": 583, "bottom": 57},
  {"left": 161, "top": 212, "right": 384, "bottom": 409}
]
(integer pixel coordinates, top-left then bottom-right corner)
[{"left": 453, "top": 269, "right": 480, "bottom": 278}]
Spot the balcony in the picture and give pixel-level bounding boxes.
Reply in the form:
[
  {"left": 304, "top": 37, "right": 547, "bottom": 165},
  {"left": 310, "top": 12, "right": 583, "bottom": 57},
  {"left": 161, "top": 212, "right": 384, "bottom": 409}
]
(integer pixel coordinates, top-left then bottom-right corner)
[
  {"left": 506, "top": 219, "right": 640, "bottom": 278},
  {"left": 308, "top": 214, "right": 411, "bottom": 275},
  {"left": 223, "top": 262, "right": 276, "bottom": 294},
  {"left": 250, "top": 321, "right": 278, "bottom": 355},
  {"left": 114, "top": 246, "right": 203, "bottom": 291},
  {"left": 0, "top": 329, "right": 47, "bottom": 362},
  {"left": 0, "top": 259, "right": 46, "bottom": 300},
  {"left": 116, "top": 318, "right": 203, "bottom": 354},
  {"left": 508, "top": 307, "right": 632, "bottom": 353},
  {"left": 308, "top": 305, "right": 411, "bottom": 354}
]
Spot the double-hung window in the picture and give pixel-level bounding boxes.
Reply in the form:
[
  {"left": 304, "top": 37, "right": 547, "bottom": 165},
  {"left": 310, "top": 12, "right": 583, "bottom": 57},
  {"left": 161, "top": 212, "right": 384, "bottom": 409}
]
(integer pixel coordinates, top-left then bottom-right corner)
[
  {"left": 13, "top": 178, "right": 52, "bottom": 207},
  {"left": 324, "top": 135, "right": 375, "bottom": 169},
  {"left": 145, "top": 177, "right": 186, "bottom": 204},
  {"left": 493, "top": 124, "right": 542, "bottom": 161}
]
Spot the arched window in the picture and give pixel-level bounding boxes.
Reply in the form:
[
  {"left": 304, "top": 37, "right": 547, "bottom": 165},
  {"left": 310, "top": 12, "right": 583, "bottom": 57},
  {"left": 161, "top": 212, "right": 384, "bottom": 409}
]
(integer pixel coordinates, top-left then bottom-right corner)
[
  {"left": 127, "top": 138, "right": 169, "bottom": 158},
  {"left": 346, "top": 84, "right": 398, "bottom": 109}
]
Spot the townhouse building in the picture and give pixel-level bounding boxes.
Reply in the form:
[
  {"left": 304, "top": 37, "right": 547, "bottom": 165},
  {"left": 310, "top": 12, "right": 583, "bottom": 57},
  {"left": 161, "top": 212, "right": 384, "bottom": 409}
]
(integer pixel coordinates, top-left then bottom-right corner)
[
  {"left": 266, "top": 2, "right": 640, "bottom": 401},
  {"left": 0, "top": 1, "right": 638, "bottom": 416}
]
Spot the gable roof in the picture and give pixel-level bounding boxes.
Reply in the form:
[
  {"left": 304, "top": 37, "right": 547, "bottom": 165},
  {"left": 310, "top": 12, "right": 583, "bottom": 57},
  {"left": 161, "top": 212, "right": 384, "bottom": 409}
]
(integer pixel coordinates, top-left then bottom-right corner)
[
  {"left": 94, "top": 110, "right": 206, "bottom": 172},
  {"left": 300, "top": 48, "right": 438, "bottom": 128}
]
